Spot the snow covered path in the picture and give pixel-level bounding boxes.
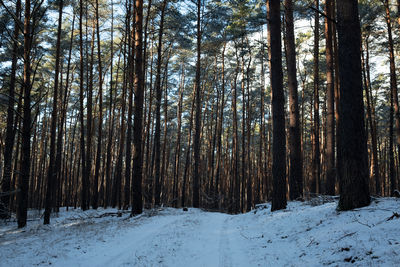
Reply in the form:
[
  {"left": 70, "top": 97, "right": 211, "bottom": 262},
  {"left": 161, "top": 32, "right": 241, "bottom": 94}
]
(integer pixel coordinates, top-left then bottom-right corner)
[{"left": 1, "top": 199, "right": 400, "bottom": 266}]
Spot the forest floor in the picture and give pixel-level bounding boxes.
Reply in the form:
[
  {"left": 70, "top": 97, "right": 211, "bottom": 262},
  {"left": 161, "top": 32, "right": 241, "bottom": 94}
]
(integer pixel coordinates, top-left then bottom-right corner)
[{"left": 0, "top": 198, "right": 400, "bottom": 266}]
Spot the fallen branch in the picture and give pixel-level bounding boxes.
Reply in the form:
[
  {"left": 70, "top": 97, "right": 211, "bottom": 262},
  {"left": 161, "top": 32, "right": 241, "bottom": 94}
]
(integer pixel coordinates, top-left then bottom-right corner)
[{"left": 387, "top": 212, "right": 400, "bottom": 221}]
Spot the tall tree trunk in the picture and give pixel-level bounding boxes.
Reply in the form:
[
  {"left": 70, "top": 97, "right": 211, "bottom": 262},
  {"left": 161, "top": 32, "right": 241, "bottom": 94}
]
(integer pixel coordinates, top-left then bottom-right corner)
[
  {"left": 362, "top": 34, "right": 380, "bottom": 195},
  {"left": 104, "top": 1, "right": 116, "bottom": 208},
  {"left": 268, "top": 0, "right": 287, "bottom": 212},
  {"left": 384, "top": 0, "right": 399, "bottom": 195},
  {"left": 85, "top": 20, "right": 97, "bottom": 209},
  {"left": 245, "top": 47, "right": 252, "bottom": 212},
  {"left": 160, "top": 50, "right": 171, "bottom": 205},
  {"left": 284, "top": 0, "right": 303, "bottom": 200},
  {"left": 1, "top": 0, "right": 21, "bottom": 219},
  {"left": 56, "top": 12, "right": 75, "bottom": 210},
  {"left": 311, "top": 0, "right": 320, "bottom": 194},
  {"left": 214, "top": 41, "right": 227, "bottom": 208},
  {"left": 325, "top": 0, "right": 335, "bottom": 195},
  {"left": 192, "top": 0, "right": 202, "bottom": 208},
  {"left": 131, "top": 0, "right": 144, "bottom": 215},
  {"left": 93, "top": 0, "right": 105, "bottom": 210},
  {"left": 336, "top": 0, "right": 370, "bottom": 210},
  {"left": 172, "top": 63, "right": 185, "bottom": 207},
  {"left": 232, "top": 47, "right": 240, "bottom": 213},
  {"left": 124, "top": 1, "right": 134, "bottom": 210},
  {"left": 79, "top": 0, "right": 88, "bottom": 211},
  {"left": 18, "top": 0, "right": 32, "bottom": 228},
  {"left": 44, "top": 0, "right": 63, "bottom": 224},
  {"left": 153, "top": 0, "right": 167, "bottom": 206},
  {"left": 181, "top": 86, "right": 196, "bottom": 208},
  {"left": 113, "top": 8, "right": 130, "bottom": 209}
]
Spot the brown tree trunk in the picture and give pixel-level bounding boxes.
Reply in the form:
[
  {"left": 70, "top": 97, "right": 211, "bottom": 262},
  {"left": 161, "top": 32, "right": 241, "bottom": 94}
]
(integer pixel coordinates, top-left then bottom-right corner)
[
  {"left": 268, "top": 0, "right": 287, "bottom": 212},
  {"left": 325, "top": 0, "right": 335, "bottom": 195},
  {"left": 124, "top": 1, "right": 134, "bottom": 210},
  {"left": 311, "top": 0, "right": 320, "bottom": 194},
  {"left": 192, "top": 0, "right": 202, "bottom": 208},
  {"left": 18, "top": 0, "right": 32, "bottom": 228},
  {"left": 284, "top": 0, "right": 303, "bottom": 200},
  {"left": 214, "top": 42, "right": 227, "bottom": 209},
  {"left": 172, "top": 63, "right": 185, "bottom": 207},
  {"left": 362, "top": 34, "right": 380, "bottom": 195},
  {"left": 104, "top": 0, "right": 115, "bottom": 208},
  {"left": 153, "top": 0, "right": 167, "bottom": 206},
  {"left": 79, "top": 0, "right": 88, "bottom": 211},
  {"left": 44, "top": 0, "right": 63, "bottom": 224},
  {"left": 384, "top": 0, "right": 399, "bottom": 195},
  {"left": 93, "top": 0, "right": 105, "bottom": 210},
  {"left": 131, "top": 0, "right": 144, "bottom": 215},
  {"left": 182, "top": 86, "right": 196, "bottom": 208}
]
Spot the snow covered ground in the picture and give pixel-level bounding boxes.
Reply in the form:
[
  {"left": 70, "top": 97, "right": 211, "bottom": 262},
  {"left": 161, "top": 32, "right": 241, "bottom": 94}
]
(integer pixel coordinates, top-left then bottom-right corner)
[{"left": 1, "top": 198, "right": 400, "bottom": 266}]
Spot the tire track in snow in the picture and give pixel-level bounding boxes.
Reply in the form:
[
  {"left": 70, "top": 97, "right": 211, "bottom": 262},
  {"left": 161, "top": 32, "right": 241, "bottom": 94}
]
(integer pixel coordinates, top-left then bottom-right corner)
[{"left": 219, "top": 216, "right": 232, "bottom": 267}]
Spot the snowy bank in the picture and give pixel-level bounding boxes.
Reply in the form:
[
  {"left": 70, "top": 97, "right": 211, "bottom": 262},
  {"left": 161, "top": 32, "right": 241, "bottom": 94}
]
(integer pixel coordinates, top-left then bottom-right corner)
[{"left": 1, "top": 198, "right": 399, "bottom": 266}]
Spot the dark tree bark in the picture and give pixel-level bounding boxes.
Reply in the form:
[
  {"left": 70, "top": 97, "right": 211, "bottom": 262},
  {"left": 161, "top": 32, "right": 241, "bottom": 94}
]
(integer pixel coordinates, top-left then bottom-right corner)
[
  {"left": 172, "top": 63, "right": 185, "bottom": 207},
  {"left": 56, "top": 11, "right": 75, "bottom": 210},
  {"left": 1, "top": 0, "right": 21, "bottom": 219},
  {"left": 192, "top": 0, "right": 202, "bottom": 208},
  {"left": 44, "top": 0, "right": 63, "bottom": 224},
  {"left": 131, "top": 0, "right": 144, "bottom": 215},
  {"left": 311, "top": 0, "right": 320, "bottom": 194},
  {"left": 214, "top": 42, "right": 227, "bottom": 209},
  {"left": 384, "top": 0, "right": 399, "bottom": 195},
  {"left": 325, "top": 0, "right": 335, "bottom": 195},
  {"left": 181, "top": 87, "right": 196, "bottom": 208},
  {"left": 336, "top": 0, "right": 370, "bottom": 210},
  {"left": 232, "top": 47, "right": 240, "bottom": 213},
  {"left": 124, "top": 1, "right": 134, "bottom": 210},
  {"left": 361, "top": 34, "right": 380, "bottom": 195},
  {"left": 93, "top": 0, "right": 105, "bottom": 210},
  {"left": 17, "top": 0, "right": 32, "bottom": 228},
  {"left": 79, "top": 0, "right": 88, "bottom": 211},
  {"left": 284, "top": 0, "right": 303, "bottom": 200},
  {"left": 153, "top": 0, "right": 167, "bottom": 207},
  {"left": 268, "top": 0, "right": 287, "bottom": 212},
  {"left": 113, "top": 7, "right": 130, "bottom": 209},
  {"left": 104, "top": 1, "right": 116, "bottom": 208}
]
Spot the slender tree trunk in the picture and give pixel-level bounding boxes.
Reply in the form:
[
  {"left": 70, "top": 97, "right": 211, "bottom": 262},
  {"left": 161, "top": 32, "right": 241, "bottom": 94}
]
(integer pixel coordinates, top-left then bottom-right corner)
[
  {"left": 172, "top": 63, "right": 185, "bottom": 207},
  {"left": 362, "top": 35, "right": 380, "bottom": 195},
  {"left": 104, "top": 1, "right": 116, "bottom": 208},
  {"left": 44, "top": 0, "right": 63, "bottom": 224},
  {"left": 232, "top": 47, "right": 240, "bottom": 213},
  {"left": 311, "top": 0, "right": 320, "bottom": 194},
  {"left": 325, "top": 0, "right": 335, "bottom": 195},
  {"left": 124, "top": 1, "right": 134, "bottom": 210},
  {"left": 245, "top": 47, "right": 252, "bottom": 212},
  {"left": 153, "top": 0, "right": 167, "bottom": 206},
  {"left": 18, "top": 0, "right": 32, "bottom": 228},
  {"left": 160, "top": 50, "right": 171, "bottom": 206},
  {"left": 192, "top": 0, "right": 202, "bottom": 208},
  {"left": 1, "top": 0, "right": 21, "bottom": 219},
  {"left": 182, "top": 86, "right": 196, "bottom": 208},
  {"left": 384, "top": 0, "right": 399, "bottom": 195},
  {"left": 284, "top": 0, "right": 303, "bottom": 200},
  {"left": 79, "top": 0, "right": 88, "bottom": 211},
  {"left": 214, "top": 42, "right": 226, "bottom": 208},
  {"left": 113, "top": 8, "right": 130, "bottom": 209},
  {"left": 92, "top": 0, "right": 105, "bottom": 210}
]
